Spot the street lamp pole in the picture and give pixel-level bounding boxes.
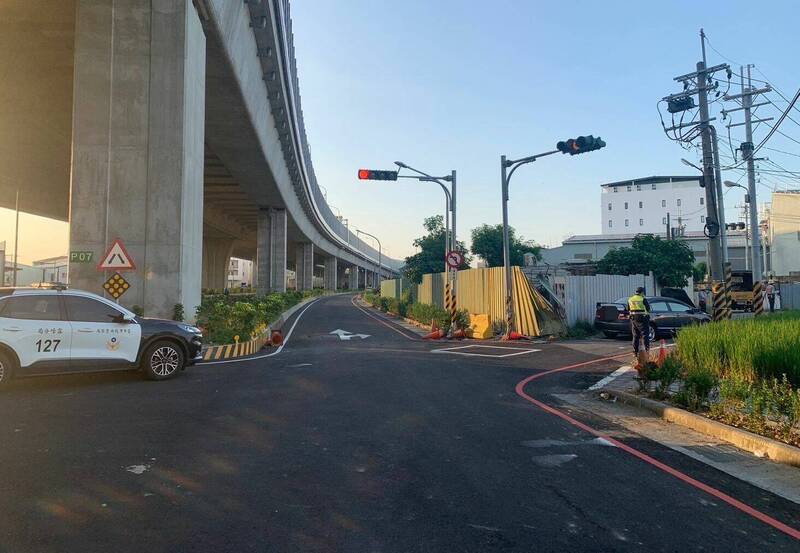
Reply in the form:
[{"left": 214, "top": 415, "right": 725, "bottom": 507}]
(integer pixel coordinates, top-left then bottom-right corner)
[
  {"left": 356, "top": 229, "right": 382, "bottom": 289},
  {"left": 501, "top": 149, "right": 560, "bottom": 337}
]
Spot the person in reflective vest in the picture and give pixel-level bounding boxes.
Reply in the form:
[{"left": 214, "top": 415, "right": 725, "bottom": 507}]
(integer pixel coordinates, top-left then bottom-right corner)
[{"left": 628, "top": 286, "right": 652, "bottom": 355}]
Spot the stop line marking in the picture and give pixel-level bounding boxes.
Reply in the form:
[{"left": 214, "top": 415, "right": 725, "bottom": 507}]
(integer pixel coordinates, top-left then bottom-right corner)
[{"left": 431, "top": 345, "right": 541, "bottom": 358}]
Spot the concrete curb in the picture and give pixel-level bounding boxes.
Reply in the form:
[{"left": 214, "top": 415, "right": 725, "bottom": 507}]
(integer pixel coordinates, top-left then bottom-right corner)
[
  {"left": 604, "top": 388, "right": 800, "bottom": 468},
  {"left": 355, "top": 296, "right": 429, "bottom": 337}
]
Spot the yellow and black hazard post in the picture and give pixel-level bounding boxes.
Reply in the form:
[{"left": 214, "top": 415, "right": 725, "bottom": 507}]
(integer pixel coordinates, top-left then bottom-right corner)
[
  {"left": 753, "top": 280, "right": 765, "bottom": 317},
  {"left": 722, "top": 262, "right": 733, "bottom": 319},
  {"left": 712, "top": 281, "right": 727, "bottom": 322}
]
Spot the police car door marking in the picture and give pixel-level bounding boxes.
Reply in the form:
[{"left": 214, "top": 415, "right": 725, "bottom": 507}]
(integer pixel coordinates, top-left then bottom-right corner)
[{"left": 35, "top": 339, "right": 61, "bottom": 353}]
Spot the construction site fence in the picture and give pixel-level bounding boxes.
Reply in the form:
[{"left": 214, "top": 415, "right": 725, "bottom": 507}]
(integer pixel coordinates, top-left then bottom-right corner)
[{"left": 379, "top": 266, "right": 542, "bottom": 336}]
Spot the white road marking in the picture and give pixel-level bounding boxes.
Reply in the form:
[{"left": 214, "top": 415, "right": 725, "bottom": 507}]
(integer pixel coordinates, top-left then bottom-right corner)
[
  {"left": 126, "top": 464, "right": 150, "bottom": 475},
  {"left": 203, "top": 298, "right": 320, "bottom": 365},
  {"left": 587, "top": 365, "right": 633, "bottom": 391},
  {"left": 330, "top": 329, "right": 370, "bottom": 340},
  {"left": 432, "top": 345, "right": 540, "bottom": 358}
]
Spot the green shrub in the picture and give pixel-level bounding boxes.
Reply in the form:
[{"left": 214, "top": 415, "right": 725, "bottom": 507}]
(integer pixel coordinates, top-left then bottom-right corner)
[
  {"left": 682, "top": 368, "right": 718, "bottom": 410},
  {"left": 131, "top": 305, "right": 144, "bottom": 317},
  {"left": 566, "top": 320, "right": 595, "bottom": 339},
  {"left": 407, "top": 302, "right": 450, "bottom": 330},
  {"left": 378, "top": 296, "right": 391, "bottom": 312},
  {"left": 386, "top": 297, "right": 408, "bottom": 317},
  {"left": 653, "top": 354, "right": 682, "bottom": 397},
  {"left": 172, "top": 303, "right": 184, "bottom": 322}
]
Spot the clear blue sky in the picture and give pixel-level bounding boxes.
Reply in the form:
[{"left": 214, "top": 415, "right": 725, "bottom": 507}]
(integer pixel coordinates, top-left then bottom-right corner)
[{"left": 291, "top": 0, "right": 800, "bottom": 261}]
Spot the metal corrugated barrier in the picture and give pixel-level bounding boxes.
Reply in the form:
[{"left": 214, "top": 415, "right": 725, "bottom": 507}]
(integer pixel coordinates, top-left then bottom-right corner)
[{"left": 381, "top": 267, "right": 543, "bottom": 336}]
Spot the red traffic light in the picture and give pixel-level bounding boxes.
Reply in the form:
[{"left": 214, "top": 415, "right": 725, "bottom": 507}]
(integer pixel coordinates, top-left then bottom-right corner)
[{"left": 356, "top": 169, "right": 398, "bottom": 181}]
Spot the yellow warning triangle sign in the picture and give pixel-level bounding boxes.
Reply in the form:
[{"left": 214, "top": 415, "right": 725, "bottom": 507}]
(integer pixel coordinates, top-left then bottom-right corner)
[{"left": 97, "top": 239, "right": 136, "bottom": 271}]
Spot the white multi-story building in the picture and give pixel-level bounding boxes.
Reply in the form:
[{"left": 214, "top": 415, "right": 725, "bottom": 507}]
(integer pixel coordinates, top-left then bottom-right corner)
[
  {"left": 227, "top": 257, "right": 253, "bottom": 288},
  {"left": 601, "top": 176, "right": 704, "bottom": 235}
]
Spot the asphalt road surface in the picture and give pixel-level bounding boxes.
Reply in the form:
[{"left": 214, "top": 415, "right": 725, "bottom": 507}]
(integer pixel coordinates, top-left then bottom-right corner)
[{"left": 1, "top": 294, "right": 798, "bottom": 552}]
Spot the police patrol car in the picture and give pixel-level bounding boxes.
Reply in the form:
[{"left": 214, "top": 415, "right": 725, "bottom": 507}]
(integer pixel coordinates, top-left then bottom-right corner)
[{"left": 0, "top": 286, "right": 203, "bottom": 388}]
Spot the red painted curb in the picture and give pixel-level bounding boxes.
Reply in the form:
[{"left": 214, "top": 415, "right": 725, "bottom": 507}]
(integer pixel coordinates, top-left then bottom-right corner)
[{"left": 515, "top": 354, "right": 800, "bottom": 541}]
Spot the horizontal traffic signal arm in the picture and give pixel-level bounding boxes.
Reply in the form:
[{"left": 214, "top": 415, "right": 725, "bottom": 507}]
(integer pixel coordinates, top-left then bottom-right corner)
[
  {"left": 357, "top": 169, "right": 398, "bottom": 181},
  {"left": 556, "top": 135, "right": 606, "bottom": 155}
]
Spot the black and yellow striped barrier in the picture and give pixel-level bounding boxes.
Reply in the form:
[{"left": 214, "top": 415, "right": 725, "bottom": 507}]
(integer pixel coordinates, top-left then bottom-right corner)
[
  {"left": 712, "top": 281, "right": 728, "bottom": 322},
  {"left": 753, "top": 280, "right": 765, "bottom": 317},
  {"left": 202, "top": 329, "right": 271, "bottom": 361},
  {"left": 723, "top": 262, "right": 733, "bottom": 319}
]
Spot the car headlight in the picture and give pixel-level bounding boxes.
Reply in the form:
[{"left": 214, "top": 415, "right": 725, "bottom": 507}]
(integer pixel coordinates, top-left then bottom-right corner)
[{"left": 179, "top": 324, "right": 202, "bottom": 334}]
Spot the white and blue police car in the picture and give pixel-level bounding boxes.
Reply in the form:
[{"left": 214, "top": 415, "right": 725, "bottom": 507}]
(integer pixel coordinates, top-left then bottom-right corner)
[{"left": 0, "top": 286, "right": 203, "bottom": 388}]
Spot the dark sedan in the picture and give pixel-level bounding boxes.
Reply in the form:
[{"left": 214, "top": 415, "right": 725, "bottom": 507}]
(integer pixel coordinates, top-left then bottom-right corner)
[{"left": 594, "top": 296, "right": 711, "bottom": 341}]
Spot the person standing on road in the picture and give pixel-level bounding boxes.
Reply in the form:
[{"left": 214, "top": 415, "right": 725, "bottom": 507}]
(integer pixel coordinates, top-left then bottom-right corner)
[
  {"left": 628, "top": 286, "right": 652, "bottom": 356},
  {"left": 766, "top": 280, "right": 776, "bottom": 313}
]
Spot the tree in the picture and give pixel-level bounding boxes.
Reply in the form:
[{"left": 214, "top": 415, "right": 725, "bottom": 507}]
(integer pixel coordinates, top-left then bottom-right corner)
[
  {"left": 596, "top": 234, "right": 695, "bottom": 287},
  {"left": 403, "top": 215, "right": 471, "bottom": 284},
  {"left": 469, "top": 224, "right": 541, "bottom": 268},
  {"left": 692, "top": 262, "right": 708, "bottom": 283}
]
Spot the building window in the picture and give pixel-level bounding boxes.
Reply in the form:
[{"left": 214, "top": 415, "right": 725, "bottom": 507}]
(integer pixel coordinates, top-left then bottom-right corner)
[
  {"left": 652, "top": 183, "right": 657, "bottom": 190},
  {"left": 701, "top": 215, "right": 705, "bottom": 223},
  {"left": 608, "top": 220, "right": 612, "bottom": 228},
  {"left": 624, "top": 202, "right": 628, "bottom": 209},
  {"left": 613, "top": 187, "right": 618, "bottom": 193},
  {"left": 625, "top": 219, "right": 629, "bottom": 227},
  {"left": 661, "top": 199, "right": 666, "bottom": 207},
  {"left": 677, "top": 199, "right": 682, "bottom": 206},
  {"left": 638, "top": 201, "right": 643, "bottom": 209},
  {"left": 700, "top": 197, "right": 704, "bottom": 205},
  {"left": 627, "top": 185, "right": 632, "bottom": 192},
  {"left": 639, "top": 218, "right": 644, "bottom": 226},
  {"left": 662, "top": 217, "right": 667, "bottom": 225},
  {"left": 636, "top": 185, "right": 642, "bottom": 191},
  {"left": 608, "top": 203, "right": 612, "bottom": 211}
]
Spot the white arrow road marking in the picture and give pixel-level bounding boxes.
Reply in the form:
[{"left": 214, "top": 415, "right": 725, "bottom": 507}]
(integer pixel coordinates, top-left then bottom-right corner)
[{"left": 330, "top": 329, "right": 371, "bottom": 341}]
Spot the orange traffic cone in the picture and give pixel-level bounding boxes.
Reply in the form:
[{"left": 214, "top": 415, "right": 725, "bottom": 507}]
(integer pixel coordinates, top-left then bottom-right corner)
[
  {"left": 450, "top": 328, "right": 466, "bottom": 340},
  {"left": 503, "top": 331, "right": 527, "bottom": 341},
  {"left": 423, "top": 328, "right": 445, "bottom": 340},
  {"left": 270, "top": 330, "right": 283, "bottom": 346},
  {"left": 657, "top": 340, "right": 667, "bottom": 366},
  {"left": 430, "top": 319, "right": 439, "bottom": 332}
]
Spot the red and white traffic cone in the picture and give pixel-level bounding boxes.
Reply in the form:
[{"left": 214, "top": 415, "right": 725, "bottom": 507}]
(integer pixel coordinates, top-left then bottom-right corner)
[
  {"left": 270, "top": 330, "right": 283, "bottom": 346},
  {"left": 422, "top": 328, "right": 446, "bottom": 340}
]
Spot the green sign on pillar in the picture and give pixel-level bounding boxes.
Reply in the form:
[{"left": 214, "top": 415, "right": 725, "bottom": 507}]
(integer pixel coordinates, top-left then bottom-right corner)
[{"left": 70, "top": 251, "right": 94, "bottom": 263}]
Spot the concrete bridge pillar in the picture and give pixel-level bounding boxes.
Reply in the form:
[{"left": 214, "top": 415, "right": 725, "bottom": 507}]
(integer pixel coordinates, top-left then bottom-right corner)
[
  {"left": 348, "top": 267, "right": 359, "bottom": 290},
  {"left": 256, "top": 208, "right": 287, "bottom": 294},
  {"left": 324, "top": 258, "right": 338, "bottom": 291},
  {"left": 68, "top": 0, "right": 206, "bottom": 319},
  {"left": 202, "top": 237, "right": 235, "bottom": 291},
  {"left": 295, "top": 243, "right": 314, "bottom": 291}
]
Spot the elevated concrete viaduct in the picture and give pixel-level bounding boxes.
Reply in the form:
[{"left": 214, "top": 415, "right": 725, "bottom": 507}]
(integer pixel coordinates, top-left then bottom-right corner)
[{"left": 0, "top": 0, "right": 400, "bottom": 318}]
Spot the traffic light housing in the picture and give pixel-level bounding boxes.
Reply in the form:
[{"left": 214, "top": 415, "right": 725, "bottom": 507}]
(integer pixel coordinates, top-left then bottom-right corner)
[
  {"left": 725, "top": 222, "right": 746, "bottom": 231},
  {"left": 556, "top": 135, "right": 606, "bottom": 155},
  {"left": 358, "top": 169, "right": 398, "bottom": 181}
]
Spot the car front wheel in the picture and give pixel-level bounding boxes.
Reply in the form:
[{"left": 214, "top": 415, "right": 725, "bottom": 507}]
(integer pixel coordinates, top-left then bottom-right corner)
[
  {"left": 0, "top": 350, "right": 15, "bottom": 389},
  {"left": 142, "top": 340, "right": 185, "bottom": 381}
]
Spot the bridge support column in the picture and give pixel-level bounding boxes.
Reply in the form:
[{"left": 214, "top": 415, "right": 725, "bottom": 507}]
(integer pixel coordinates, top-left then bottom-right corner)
[
  {"left": 295, "top": 243, "right": 314, "bottom": 291},
  {"left": 256, "top": 208, "right": 287, "bottom": 294},
  {"left": 324, "top": 258, "right": 338, "bottom": 291},
  {"left": 348, "top": 267, "right": 359, "bottom": 290},
  {"left": 202, "top": 237, "right": 235, "bottom": 291},
  {"left": 68, "top": 0, "right": 206, "bottom": 319}
]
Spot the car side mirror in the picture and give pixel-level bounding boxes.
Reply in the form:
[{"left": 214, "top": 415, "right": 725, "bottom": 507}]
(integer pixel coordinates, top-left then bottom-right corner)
[{"left": 111, "top": 313, "right": 136, "bottom": 324}]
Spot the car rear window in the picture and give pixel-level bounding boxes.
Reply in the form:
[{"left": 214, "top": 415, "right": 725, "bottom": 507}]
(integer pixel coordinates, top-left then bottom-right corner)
[{"left": 1, "top": 295, "right": 62, "bottom": 320}]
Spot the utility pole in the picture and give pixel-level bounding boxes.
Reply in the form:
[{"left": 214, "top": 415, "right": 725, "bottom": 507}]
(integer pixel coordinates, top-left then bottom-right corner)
[
  {"left": 665, "top": 212, "right": 671, "bottom": 239},
  {"left": 709, "top": 126, "right": 728, "bottom": 261},
  {"left": 742, "top": 65, "right": 762, "bottom": 281},
  {"left": 697, "top": 57, "right": 724, "bottom": 282},
  {"left": 662, "top": 29, "right": 728, "bottom": 281}
]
